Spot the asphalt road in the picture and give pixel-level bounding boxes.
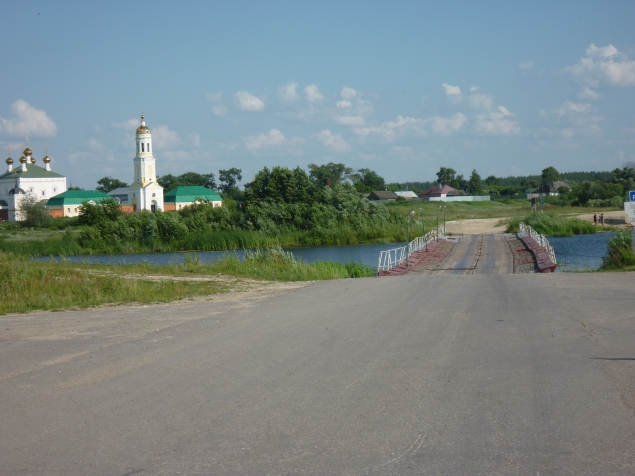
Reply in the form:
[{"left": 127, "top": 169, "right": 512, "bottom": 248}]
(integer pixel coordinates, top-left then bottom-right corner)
[{"left": 1, "top": 273, "right": 634, "bottom": 475}]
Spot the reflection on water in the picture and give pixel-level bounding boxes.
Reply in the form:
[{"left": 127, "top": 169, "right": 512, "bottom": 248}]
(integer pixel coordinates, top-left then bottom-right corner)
[
  {"left": 35, "top": 243, "right": 399, "bottom": 269},
  {"left": 549, "top": 232, "right": 614, "bottom": 272}
]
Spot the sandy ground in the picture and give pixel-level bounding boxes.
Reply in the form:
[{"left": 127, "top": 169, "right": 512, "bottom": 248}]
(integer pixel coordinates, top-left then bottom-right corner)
[{"left": 445, "top": 210, "right": 627, "bottom": 235}]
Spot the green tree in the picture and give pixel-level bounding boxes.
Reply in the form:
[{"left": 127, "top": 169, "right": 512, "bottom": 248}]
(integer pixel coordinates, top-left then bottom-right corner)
[
  {"left": 350, "top": 168, "right": 386, "bottom": 193},
  {"left": 541, "top": 166, "right": 561, "bottom": 184},
  {"left": 158, "top": 172, "right": 216, "bottom": 192},
  {"left": 308, "top": 162, "right": 353, "bottom": 186},
  {"left": 218, "top": 168, "right": 242, "bottom": 194},
  {"left": 468, "top": 169, "right": 483, "bottom": 194},
  {"left": 77, "top": 197, "right": 123, "bottom": 226},
  {"left": 96, "top": 176, "right": 129, "bottom": 193},
  {"left": 485, "top": 175, "right": 500, "bottom": 186},
  {"left": 436, "top": 167, "right": 457, "bottom": 186},
  {"left": 18, "top": 192, "right": 52, "bottom": 228}
]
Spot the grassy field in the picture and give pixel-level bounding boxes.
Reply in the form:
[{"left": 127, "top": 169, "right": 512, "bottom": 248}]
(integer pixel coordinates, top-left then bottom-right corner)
[
  {"left": 385, "top": 199, "right": 620, "bottom": 221},
  {"left": 0, "top": 248, "right": 374, "bottom": 314}
]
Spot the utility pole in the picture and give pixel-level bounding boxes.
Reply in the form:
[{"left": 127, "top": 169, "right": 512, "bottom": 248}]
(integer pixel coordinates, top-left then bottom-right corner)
[{"left": 443, "top": 205, "right": 447, "bottom": 236}]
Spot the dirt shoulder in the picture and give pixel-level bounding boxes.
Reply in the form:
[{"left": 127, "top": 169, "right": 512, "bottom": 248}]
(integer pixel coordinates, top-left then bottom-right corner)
[{"left": 445, "top": 210, "right": 626, "bottom": 235}]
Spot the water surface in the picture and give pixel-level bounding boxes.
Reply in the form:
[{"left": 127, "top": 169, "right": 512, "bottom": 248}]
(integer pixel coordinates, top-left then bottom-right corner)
[{"left": 549, "top": 232, "right": 614, "bottom": 271}]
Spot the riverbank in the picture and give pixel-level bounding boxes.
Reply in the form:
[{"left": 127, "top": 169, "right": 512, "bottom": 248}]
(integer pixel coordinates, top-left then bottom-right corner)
[{"left": 0, "top": 248, "right": 374, "bottom": 315}]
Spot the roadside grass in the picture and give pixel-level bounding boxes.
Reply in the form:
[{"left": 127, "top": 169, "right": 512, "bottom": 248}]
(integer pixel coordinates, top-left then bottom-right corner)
[
  {"left": 0, "top": 247, "right": 374, "bottom": 314},
  {"left": 505, "top": 212, "right": 599, "bottom": 236}
]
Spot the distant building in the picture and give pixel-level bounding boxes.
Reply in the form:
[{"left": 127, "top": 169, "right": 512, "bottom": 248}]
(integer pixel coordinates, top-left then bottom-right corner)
[
  {"left": 368, "top": 190, "right": 399, "bottom": 201},
  {"left": 47, "top": 190, "right": 113, "bottom": 218},
  {"left": 394, "top": 191, "right": 418, "bottom": 200},
  {"left": 528, "top": 182, "right": 570, "bottom": 198},
  {"left": 163, "top": 186, "right": 223, "bottom": 211},
  {"left": 0, "top": 146, "right": 67, "bottom": 221},
  {"left": 108, "top": 187, "right": 130, "bottom": 204},
  {"left": 418, "top": 184, "right": 457, "bottom": 198}
]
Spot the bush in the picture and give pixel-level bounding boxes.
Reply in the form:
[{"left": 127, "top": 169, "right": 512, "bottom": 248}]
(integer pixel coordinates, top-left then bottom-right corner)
[
  {"left": 601, "top": 230, "right": 635, "bottom": 270},
  {"left": 506, "top": 212, "right": 596, "bottom": 236}
]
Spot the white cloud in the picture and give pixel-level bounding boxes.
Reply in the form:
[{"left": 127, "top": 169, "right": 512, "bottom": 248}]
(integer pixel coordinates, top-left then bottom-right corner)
[
  {"left": 428, "top": 113, "right": 467, "bottom": 135},
  {"left": 468, "top": 93, "right": 493, "bottom": 110},
  {"left": 469, "top": 86, "right": 481, "bottom": 92},
  {"left": 578, "top": 86, "right": 601, "bottom": 100},
  {"left": 519, "top": 61, "right": 534, "bottom": 70},
  {"left": 278, "top": 82, "right": 299, "bottom": 102},
  {"left": 206, "top": 93, "right": 228, "bottom": 116},
  {"left": 188, "top": 133, "right": 201, "bottom": 147},
  {"left": 0, "top": 100, "right": 57, "bottom": 137},
  {"left": 475, "top": 107, "right": 520, "bottom": 135},
  {"left": 561, "top": 128, "right": 575, "bottom": 139},
  {"left": 336, "top": 100, "right": 352, "bottom": 109},
  {"left": 152, "top": 125, "right": 181, "bottom": 149},
  {"left": 340, "top": 87, "right": 358, "bottom": 100},
  {"left": 304, "top": 84, "right": 324, "bottom": 103},
  {"left": 235, "top": 91, "right": 265, "bottom": 111},
  {"left": 88, "top": 138, "right": 104, "bottom": 151},
  {"left": 315, "top": 129, "right": 351, "bottom": 153},
  {"left": 335, "top": 115, "right": 366, "bottom": 126},
  {"left": 353, "top": 116, "right": 426, "bottom": 142},
  {"left": 442, "top": 83, "right": 462, "bottom": 102},
  {"left": 565, "top": 43, "right": 635, "bottom": 88},
  {"left": 113, "top": 118, "right": 140, "bottom": 130},
  {"left": 554, "top": 102, "right": 592, "bottom": 116},
  {"left": 244, "top": 129, "right": 287, "bottom": 151},
  {"left": 582, "top": 124, "right": 602, "bottom": 137}
]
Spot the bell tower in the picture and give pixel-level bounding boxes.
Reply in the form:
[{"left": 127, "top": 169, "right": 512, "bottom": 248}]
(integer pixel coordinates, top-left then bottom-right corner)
[{"left": 133, "top": 114, "right": 156, "bottom": 185}]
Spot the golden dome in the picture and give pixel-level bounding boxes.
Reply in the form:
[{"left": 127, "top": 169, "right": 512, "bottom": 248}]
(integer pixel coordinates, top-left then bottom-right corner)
[
  {"left": 43, "top": 155, "right": 51, "bottom": 163},
  {"left": 19, "top": 155, "right": 27, "bottom": 164},
  {"left": 5, "top": 157, "right": 13, "bottom": 165},
  {"left": 23, "top": 147, "right": 32, "bottom": 156},
  {"left": 30, "top": 157, "right": 36, "bottom": 164},
  {"left": 136, "top": 114, "right": 150, "bottom": 134}
]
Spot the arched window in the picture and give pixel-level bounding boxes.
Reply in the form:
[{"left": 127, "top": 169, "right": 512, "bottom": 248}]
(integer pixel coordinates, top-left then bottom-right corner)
[
  {"left": 147, "top": 143, "right": 150, "bottom": 152},
  {"left": 141, "top": 143, "right": 145, "bottom": 152}
]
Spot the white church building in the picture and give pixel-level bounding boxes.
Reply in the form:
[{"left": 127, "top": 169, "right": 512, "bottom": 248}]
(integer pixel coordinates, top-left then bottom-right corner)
[
  {"left": 0, "top": 146, "right": 67, "bottom": 221},
  {"left": 109, "top": 114, "right": 164, "bottom": 212}
]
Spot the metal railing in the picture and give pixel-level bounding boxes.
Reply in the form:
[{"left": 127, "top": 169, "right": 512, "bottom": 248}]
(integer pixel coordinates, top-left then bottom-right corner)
[
  {"left": 519, "top": 223, "right": 557, "bottom": 264},
  {"left": 377, "top": 230, "right": 438, "bottom": 272}
]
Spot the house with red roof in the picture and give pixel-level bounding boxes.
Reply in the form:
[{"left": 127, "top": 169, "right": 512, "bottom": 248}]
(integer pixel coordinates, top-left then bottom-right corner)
[{"left": 418, "top": 184, "right": 457, "bottom": 198}]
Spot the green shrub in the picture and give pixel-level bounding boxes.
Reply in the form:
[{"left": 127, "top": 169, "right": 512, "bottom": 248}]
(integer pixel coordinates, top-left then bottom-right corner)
[{"left": 600, "top": 231, "right": 635, "bottom": 270}]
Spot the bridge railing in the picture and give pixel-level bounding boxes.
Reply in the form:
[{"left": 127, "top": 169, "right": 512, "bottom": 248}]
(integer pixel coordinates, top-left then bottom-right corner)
[
  {"left": 377, "top": 230, "right": 438, "bottom": 272},
  {"left": 519, "top": 223, "right": 557, "bottom": 264}
]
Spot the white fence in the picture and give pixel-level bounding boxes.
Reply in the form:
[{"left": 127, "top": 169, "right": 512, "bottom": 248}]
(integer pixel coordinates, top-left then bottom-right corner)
[
  {"left": 377, "top": 230, "right": 439, "bottom": 272},
  {"left": 519, "top": 223, "right": 557, "bottom": 264}
]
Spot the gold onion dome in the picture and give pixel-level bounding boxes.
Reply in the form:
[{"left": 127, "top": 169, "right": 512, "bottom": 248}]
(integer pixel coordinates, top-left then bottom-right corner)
[
  {"left": 6, "top": 157, "right": 13, "bottom": 165},
  {"left": 19, "top": 155, "right": 27, "bottom": 164},
  {"left": 136, "top": 114, "right": 150, "bottom": 134},
  {"left": 43, "top": 155, "right": 51, "bottom": 164},
  {"left": 30, "top": 157, "right": 36, "bottom": 164},
  {"left": 23, "top": 147, "right": 32, "bottom": 156}
]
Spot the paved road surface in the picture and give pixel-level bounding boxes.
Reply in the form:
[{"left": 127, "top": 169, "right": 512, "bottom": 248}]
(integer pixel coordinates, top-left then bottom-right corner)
[
  {"left": 1, "top": 273, "right": 634, "bottom": 475},
  {"left": 433, "top": 234, "right": 515, "bottom": 275}
]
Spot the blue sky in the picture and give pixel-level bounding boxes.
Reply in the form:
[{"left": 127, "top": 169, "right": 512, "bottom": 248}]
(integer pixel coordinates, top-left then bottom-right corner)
[{"left": 1, "top": 1, "right": 635, "bottom": 189}]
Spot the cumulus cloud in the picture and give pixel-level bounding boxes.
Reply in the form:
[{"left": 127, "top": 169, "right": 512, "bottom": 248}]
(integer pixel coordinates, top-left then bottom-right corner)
[
  {"left": 428, "top": 113, "right": 468, "bottom": 135},
  {"left": 315, "top": 129, "right": 351, "bottom": 153},
  {"left": 336, "top": 100, "right": 352, "bottom": 109},
  {"left": 278, "top": 82, "right": 299, "bottom": 102},
  {"left": 578, "top": 86, "right": 601, "bottom": 100},
  {"left": 340, "top": 87, "right": 358, "bottom": 100},
  {"left": 0, "top": 100, "right": 57, "bottom": 137},
  {"left": 565, "top": 43, "right": 635, "bottom": 88},
  {"left": 304, "top": 84, "right": 324, "bottom": 103},
  {"left": 519, "top": 61, "right": 534, "bottom": 70},
  {"left": 442, "top": 83, "right": 462, "bottom": 102},
  {"left": 353, "top": 116, "right": 426, "bottom": 142},
  {"left": 475, "top": 106, "right": 520, "bottom": 135},
  {"left": 88, "top": 138, "right": 104, "bottom": 151},
  {"left": 152, "top": 125, "right": 181, "bottom": 149},
  {"left": 113, "top": 118, "right": 139, "bottom": 130},
  {"left": 469, "top": 86, "right": 481, "bottom": 92},
  {"left": 468, "top": 93, "right": 493, "bottom": 110},
  {"left": 553, "top": 102, "right": 592, "bottom": 116},
  {"left": 235, "top": 91, "right": 265, "bottom": 111},
  {"left": 206, "top": 92, "right": 228, "bottom": 116},
  {"left": 244, "top": 129, "right": 287, "bottom": 151},
  {"left": 335, "top": 115, "right": 366, "bottom": 126}
]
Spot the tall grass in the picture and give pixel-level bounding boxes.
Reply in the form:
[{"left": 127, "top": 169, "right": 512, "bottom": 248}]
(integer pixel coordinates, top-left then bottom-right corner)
[
  {"left": 506, "top": 212, "right": 596, "bottom": 236},
  {"left": 0, "top": 246, "right": 374, "bottom": 314},
  {"left": 600, "top": 231, "right": 635, "bottom": 270}
]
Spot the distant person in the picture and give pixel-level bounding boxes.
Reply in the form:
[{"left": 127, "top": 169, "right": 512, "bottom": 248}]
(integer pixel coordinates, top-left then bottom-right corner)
[
  {"left": 600, "top": 213, "right": 605, "bottom": 226},
  {"left": 593, "top": 213, "right": 597, "bottom": 225}
]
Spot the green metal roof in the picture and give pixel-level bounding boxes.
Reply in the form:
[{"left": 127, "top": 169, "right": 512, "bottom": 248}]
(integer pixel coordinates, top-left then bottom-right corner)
[
  {"left": 0, "top": 200, "right": 8, "bottom": 207},
  {"left": 0, "top": 163, "right": 65, "bottom": 180},
  {"left": 163, "top": 186, "right": 223, "bottom": 204},
  {"left": 47, "top": 190, "right": 112, "bottom": 207}
]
